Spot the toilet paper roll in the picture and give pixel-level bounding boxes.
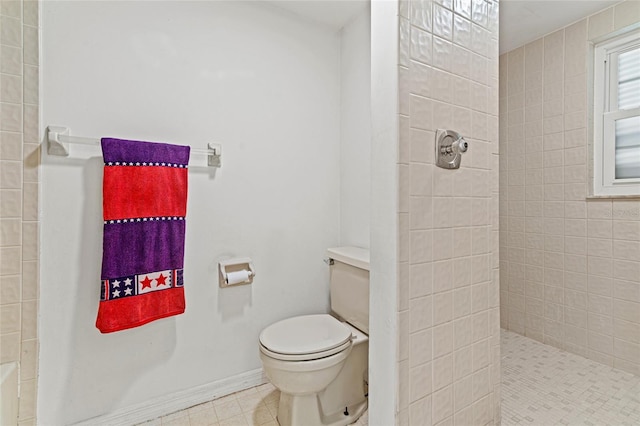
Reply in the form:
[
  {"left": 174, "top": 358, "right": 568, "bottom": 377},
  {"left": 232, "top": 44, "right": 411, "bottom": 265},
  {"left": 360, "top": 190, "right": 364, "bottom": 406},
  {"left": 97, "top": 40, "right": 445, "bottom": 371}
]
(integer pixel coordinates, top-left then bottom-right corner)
[{"left": 226, "top": 270, "right": 251, "bottom": 285}]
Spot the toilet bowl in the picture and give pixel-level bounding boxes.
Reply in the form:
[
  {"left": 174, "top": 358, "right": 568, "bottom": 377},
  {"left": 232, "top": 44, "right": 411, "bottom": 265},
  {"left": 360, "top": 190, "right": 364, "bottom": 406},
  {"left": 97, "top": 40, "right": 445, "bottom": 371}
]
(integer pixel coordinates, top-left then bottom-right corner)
[
  {"left": 259, "top": 314, "right": 368, "bottom": 426},
  {"left": 259, "top": 247, "right": 370, "bottom": 426}
]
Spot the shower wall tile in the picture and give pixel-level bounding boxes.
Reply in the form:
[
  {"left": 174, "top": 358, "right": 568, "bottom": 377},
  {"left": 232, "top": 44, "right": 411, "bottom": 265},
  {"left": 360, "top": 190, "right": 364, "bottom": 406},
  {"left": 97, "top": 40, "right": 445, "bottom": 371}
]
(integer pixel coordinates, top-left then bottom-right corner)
[
  {"left": 614, "top": 0, "right": 640, "bottom": 31},
  {"left": 1, "top": 102, "right": 23, "bottom": 131},
  {"left": 1, "top": 131, "right": 22, "bottom": 160},
  {"left": 0, "top": 302, "right": 21, "bottom": 334},
  {"left": 20, "top": 339, "right": 37, "bottom": 381},
  {"left": 1, "top": 73, "right": 22, "bottom": 103},
  {"left": 433, "top": 4, "right": 453, "bottom": 41},
  {"left": 411, "top": 27, "right": 433, "bottom": 65},
  {"left": 0, "top": 218, "right": 22, "bottom": 246},
  {"left": 1, "top": 159, "right": 22, "bottom": 188},
  {"left": 499, "top": 0, "right": 640, "bottom": 377},
  {"left": 0, "top": 45, "right": 22, "bottom": 75},
  {"left": 399, "top": 0, "right": 500, "bottom": 423},
  {"left": 1, "top": 332, "right": 20, "bottom": 362},
  {"left": 1, "top": 275, "right": 21, "bottom": 304},
  {"left": 1, "top": 1, "right": 21, "bottom": 18},
  {"left": 0, "top": 0, "right": 40, "bottom": 423},
  {"left": 588, "top": 7, "right": 614, "bottom": 40},
  {"left": 1, "top": 15, "right": 23, "bottom": 47},
  {"left": 0, "top": 247, "right": 21, "bottom": 275}
]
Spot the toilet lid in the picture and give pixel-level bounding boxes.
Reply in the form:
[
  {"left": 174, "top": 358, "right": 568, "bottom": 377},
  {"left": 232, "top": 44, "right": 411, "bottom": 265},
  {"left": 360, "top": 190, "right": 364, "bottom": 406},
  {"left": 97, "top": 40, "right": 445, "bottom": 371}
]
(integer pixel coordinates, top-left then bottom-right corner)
[{"left": 259, "top": 314, "right": 352, "bottom": 356}]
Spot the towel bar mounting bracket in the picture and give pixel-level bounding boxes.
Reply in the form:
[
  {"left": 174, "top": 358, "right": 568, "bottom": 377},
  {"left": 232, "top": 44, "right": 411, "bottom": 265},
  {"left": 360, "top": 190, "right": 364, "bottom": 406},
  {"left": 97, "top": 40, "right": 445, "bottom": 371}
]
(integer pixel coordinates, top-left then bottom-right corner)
[{"left": 47, "top": 126, "right": 72, "bottom": 156}]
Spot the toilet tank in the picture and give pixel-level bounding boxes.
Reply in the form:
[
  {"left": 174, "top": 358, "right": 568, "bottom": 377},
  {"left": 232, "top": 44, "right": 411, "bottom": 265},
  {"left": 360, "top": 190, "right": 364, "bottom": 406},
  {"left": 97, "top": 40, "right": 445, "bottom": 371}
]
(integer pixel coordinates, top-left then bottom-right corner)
[{"left": 327, "top": 247, "right": 369, "bottom": 334}]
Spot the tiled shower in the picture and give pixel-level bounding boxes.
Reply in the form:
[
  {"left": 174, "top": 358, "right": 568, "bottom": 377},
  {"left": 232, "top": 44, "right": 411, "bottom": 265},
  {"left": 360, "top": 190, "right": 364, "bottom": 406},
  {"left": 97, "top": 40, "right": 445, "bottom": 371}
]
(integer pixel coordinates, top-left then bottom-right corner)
[
  {"left": 499, "top": 0, "right": 640, "bottom": 377},
  {"left": 0, "top": 0, "right": 40, "bottom": 424}
]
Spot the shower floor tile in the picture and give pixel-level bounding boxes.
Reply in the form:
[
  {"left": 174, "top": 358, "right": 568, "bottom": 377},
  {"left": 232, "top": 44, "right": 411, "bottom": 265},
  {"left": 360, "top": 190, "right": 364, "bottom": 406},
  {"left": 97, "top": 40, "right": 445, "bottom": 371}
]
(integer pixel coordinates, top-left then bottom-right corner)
[{"left": 501, "top": 329, "right": 640, "bottom": 426}]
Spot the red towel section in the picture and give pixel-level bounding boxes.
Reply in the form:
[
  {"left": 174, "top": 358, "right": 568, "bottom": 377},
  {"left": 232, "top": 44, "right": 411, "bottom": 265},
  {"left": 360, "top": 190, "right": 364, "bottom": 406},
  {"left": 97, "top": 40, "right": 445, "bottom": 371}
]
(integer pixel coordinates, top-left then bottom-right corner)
[
  {"left": 96, "top": 138, "right": 190, "bottom": 333},
  {"left": 103, "top": 166, "right": 188, "bottom": 220},
  {"left": 97, "top": 284, "right": 186, "bottom": 333}
]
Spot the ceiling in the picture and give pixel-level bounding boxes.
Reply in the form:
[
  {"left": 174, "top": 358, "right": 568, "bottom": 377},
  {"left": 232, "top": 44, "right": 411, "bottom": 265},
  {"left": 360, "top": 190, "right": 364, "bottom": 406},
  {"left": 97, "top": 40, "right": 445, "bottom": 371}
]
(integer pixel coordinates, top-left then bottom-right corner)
[
  {"left": 267, "top": 0, "right": 624, "bottom": 53},
  {"left": 268, "top": 0, "right": 369, "bottom": 30},
  {"left": 500, "top": 0, "right": 621, "bottom": 53}
]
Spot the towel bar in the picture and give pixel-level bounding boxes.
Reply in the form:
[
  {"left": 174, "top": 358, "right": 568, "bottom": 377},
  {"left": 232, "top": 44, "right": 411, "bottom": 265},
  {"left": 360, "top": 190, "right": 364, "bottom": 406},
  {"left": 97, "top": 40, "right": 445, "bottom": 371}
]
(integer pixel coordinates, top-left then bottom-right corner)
[{"left": 46, "top": 126, "right": 222, "bottom": 168}]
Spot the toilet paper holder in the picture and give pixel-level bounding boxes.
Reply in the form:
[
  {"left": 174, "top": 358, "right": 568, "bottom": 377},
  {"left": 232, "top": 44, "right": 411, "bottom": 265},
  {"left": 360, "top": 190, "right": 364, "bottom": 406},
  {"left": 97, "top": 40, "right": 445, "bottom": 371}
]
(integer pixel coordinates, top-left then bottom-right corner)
[{"left": 218, "top": 257, "right": 256, "bottom": 287}]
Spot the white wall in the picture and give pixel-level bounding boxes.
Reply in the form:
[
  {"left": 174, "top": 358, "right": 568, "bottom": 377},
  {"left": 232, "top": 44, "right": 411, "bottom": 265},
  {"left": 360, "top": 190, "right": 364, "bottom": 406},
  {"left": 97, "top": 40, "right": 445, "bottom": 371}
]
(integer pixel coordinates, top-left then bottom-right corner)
[
  {"left": 369, "top": 0, "right": 399, "bottom": 423},
  {"left": 340, "top": 7, "right": 371, "bottom": 249},
  {"left": 39, "top": 2, "right": 341, "bottom": 423}
]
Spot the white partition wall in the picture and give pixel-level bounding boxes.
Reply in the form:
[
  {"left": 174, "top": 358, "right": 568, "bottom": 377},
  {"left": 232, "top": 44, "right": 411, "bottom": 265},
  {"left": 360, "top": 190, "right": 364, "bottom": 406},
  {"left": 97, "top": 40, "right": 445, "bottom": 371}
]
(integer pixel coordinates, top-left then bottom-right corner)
[{"left": 395, "top": 0, "right": 502, "bottom": 423}]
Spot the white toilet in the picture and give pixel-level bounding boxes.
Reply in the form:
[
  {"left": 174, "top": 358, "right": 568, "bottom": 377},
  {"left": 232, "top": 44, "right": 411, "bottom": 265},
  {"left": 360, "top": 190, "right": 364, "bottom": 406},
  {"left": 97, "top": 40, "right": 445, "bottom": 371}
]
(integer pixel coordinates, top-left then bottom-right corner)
[{"left": 259, "top": 247, "right": 369, "bottom": 426}]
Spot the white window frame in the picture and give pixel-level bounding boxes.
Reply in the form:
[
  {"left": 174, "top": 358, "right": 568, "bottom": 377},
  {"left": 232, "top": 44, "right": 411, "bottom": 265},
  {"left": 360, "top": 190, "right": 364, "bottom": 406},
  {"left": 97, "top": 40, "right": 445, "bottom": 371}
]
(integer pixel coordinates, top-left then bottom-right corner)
[{"left": 593, "top": 28, "right": 640, "bottom": 197}]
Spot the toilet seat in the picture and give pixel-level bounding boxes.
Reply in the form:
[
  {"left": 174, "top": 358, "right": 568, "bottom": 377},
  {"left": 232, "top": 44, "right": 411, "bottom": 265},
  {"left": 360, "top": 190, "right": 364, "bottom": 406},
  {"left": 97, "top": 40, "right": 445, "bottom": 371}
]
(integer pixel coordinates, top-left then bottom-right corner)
[
  {"left": 260, "top": 339, "right": 352, "bottom": 361},
  {"left": 259, "top": 314, "right": 353, "bottom": 361}
]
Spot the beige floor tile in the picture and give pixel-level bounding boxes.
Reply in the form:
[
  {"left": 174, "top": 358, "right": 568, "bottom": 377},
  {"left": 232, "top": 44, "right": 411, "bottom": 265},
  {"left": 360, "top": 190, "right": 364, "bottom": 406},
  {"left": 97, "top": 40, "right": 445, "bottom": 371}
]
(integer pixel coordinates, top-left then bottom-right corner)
[
  {"left": 237, "top": 395, "right": 264, "bottom": 413},
  {"left": 214, "top": 400, "right": 244, "bottom": 421},
  {"left": 259, "top": 390, "right": 279, "bottom": 406},
  {"left": 218, "top": 413, "right": 248, "bottom": 426},
  {"left": 243, "top": 404, "right": 274, "bottom": 425},
  {"left": 265, "top": 401, "right": 278, "bottom": 418},
  {"left": 189, "top": 406, "right": 218, "bottom": 426},
  {"left": 234, "top": 387, "right": 260, "bottom": 399},
  {"left": 161, "top": 414, "right": 190, "bottom": 426}
]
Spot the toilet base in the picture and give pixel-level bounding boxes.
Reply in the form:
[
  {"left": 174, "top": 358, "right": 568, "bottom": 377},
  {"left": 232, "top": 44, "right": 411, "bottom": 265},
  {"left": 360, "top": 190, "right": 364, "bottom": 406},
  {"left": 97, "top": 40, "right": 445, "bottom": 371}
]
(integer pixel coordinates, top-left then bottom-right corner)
[{"left": 277, "top": 393, "right": 367, "bottom": 426}]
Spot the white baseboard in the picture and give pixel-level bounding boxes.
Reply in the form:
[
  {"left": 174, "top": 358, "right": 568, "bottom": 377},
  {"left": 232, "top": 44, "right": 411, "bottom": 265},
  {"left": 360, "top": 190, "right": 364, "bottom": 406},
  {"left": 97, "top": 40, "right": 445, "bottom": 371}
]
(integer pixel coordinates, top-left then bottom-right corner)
[{"left": 73, "top": 368, "right": 268, "bottom": 426}]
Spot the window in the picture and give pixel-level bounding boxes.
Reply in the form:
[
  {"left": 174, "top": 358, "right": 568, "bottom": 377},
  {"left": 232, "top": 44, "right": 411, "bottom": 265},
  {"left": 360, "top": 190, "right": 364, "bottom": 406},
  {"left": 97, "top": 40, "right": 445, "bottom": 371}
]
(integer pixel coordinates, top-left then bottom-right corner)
[{"left": 593, "top": 29, "right": 640, "bottom": 196}]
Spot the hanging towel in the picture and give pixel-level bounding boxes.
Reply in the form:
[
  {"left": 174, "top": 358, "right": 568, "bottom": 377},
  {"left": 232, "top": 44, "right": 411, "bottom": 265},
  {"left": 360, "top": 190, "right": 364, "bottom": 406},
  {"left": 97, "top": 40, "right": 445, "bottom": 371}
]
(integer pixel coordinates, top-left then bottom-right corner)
[{"left": 96, "top": 138, "right": 190, "bottom": 333}]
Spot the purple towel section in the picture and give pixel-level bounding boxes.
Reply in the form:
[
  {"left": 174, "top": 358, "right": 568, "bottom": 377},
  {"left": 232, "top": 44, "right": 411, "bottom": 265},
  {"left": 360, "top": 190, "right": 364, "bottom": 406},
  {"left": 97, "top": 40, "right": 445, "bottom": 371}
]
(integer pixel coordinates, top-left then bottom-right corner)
[
  {"left": 101, "top": 138, "right": 191, "bottom": 166},
  {"left": 101, "top": 220, "right": 186, "bottom": 279}
]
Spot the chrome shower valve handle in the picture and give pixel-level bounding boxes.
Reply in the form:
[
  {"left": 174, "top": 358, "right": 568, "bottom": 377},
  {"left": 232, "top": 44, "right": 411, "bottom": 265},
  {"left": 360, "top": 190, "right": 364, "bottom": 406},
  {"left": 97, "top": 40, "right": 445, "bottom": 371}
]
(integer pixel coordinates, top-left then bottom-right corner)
[
  {"left": 436, "top": 129, "right": 469, "bottom": 169},
  {"left": 452, "top": 137, "right": 469, "bottom": 153}
]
